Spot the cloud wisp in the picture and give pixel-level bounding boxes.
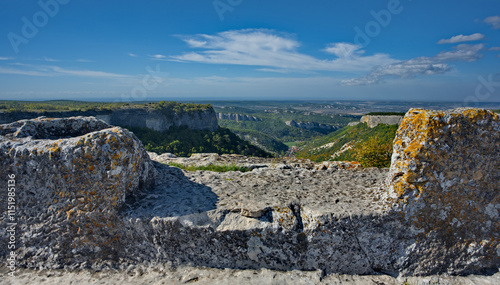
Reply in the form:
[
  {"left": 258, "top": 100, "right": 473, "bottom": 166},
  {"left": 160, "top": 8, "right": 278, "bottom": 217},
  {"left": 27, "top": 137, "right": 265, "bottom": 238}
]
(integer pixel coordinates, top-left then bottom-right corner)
[
  {"left": 438, "top": 33, "right": 484, "bottom": 44},
  {"left": 0, "top": 63, "right": 132, "bottom": 78},
  {"left": 342, "top": 44, "right": 485, "bottom": 86},
  {"left": 484, "top": 15, "right": 500, "bottom": 29},
  {"left": 160, "top": 29, "right": 396, "bottom": 73}
]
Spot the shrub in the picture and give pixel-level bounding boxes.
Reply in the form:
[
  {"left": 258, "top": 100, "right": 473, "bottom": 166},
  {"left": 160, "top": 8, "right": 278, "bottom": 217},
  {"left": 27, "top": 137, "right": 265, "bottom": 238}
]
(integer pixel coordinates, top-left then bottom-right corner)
[{"left": 354, "top": 136, "right": 393, "bottom": 168}]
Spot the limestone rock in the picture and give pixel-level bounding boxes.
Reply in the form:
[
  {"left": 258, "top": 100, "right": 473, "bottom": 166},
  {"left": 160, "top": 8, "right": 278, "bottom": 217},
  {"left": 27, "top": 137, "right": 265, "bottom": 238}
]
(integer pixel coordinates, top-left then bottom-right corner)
[
  {"left": 386, "top": 108, "right": 500, "bottom": 275},
  {"left": 217, "top": 113, "right": 262, "bottom": 122},
  {"left": 1, "top": 109, "right": 499, "bottom": 277},
  {"left": 0, "top": 116, "right": 154, "bottom": 266},
  {"left": 360, "top": 115, "right": 403, "bottom": 128},
  {"left": 0, "top": 107, "right": 219, "bottom": 132}
]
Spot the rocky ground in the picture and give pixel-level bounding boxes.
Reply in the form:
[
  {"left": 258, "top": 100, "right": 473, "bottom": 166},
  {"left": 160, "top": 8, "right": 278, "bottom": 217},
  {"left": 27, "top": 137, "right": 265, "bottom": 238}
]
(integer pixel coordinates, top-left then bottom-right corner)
[
  {"left": 147, "top": 152, "right": 362, "bottom": 171},
  {"left": 126, "top": 154, "right": 388, "bottom": 220},
  {"left": 1, "top": 109, "right": 498, "bottom": 284},
  {"left": 3, "top": 265, "right": 500, "bottom": 285}
]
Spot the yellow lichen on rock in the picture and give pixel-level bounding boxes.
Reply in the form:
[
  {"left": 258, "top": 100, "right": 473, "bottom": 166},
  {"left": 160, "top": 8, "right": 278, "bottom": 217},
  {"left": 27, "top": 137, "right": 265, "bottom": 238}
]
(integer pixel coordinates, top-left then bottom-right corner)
[{"left": 387, "top": 108, "right": 500, "bottom": 244}]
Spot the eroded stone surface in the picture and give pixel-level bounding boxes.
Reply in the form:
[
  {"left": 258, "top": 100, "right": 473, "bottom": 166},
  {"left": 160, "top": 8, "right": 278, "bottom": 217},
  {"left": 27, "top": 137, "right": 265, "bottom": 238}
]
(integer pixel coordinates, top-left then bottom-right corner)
[
  {"left": 360, "top": 115, "right": 403, "bottom": 128},
  {"left": 1, "top": 110, "right": 498, "bottom": 278},
  {"left": 386, "top": 108, "right": 500, "bottom": 275},
  {"left": 0, "top": 116, "right": 154, "bottom": 265}
]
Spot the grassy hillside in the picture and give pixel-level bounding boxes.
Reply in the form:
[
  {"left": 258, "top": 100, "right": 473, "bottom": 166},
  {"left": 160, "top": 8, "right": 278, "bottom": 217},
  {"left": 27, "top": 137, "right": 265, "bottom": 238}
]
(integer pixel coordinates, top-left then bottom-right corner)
[
  {"left": 229, "top": 128, "right": 289, "bottom": 155},
  {"left": 215, "top": 106, "right": 360, "bottom": 154},
  {"left": 296, "top": 123, "right": 398, "bottom": 165},
  {"left": 128, "top": 126, "right": 272, "bottom": 158}
]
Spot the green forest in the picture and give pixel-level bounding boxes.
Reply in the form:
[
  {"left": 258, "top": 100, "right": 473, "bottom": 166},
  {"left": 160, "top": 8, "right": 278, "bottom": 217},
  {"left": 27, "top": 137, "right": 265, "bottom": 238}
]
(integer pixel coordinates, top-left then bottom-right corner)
[{"left": 127, "top": 126, "right": 272, "bottom": 158}]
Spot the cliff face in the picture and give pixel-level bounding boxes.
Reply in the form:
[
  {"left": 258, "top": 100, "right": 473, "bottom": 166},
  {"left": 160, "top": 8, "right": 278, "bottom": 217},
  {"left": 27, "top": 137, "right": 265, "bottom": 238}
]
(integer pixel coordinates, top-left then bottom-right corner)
[
  {"left": 0, "top": 107, "right": 219, "bottom": 132},
  {"left": 105, "top": 108, "right": 218, "bottom": 132},
  {"left": 286, "top": 120, "right": 337, "bottom": 131},
  {"left": 360, "top": 115, "right": 403, "bottom": 128},
  {"left": 217, "top": 113, "right": 261, "bottom": 122}
]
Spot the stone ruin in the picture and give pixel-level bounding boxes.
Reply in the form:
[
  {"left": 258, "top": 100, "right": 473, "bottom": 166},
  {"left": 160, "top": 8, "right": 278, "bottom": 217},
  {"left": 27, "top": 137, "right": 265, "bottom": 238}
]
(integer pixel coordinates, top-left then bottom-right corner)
[{"left": 0, "top": 108, "right": 498, "bottom": 276}]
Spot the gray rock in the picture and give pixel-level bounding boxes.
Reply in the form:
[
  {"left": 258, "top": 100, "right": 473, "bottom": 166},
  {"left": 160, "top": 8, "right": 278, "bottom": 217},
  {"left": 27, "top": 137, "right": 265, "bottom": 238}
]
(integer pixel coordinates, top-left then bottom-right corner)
[
  {"left": 0, "top": 106, "right": 219, "bottom": 132},
  {"left": 0, "top": 116, "right": 154, "bottom": 267},
  {"left": 386, "top": 108, "right": 500, "bottom": 275},
  {"left": 360, "top": 115, "right": 403, "bottom": 128},
  {"left": 1, "top": 109, "right": 498, "bottom": 278}
]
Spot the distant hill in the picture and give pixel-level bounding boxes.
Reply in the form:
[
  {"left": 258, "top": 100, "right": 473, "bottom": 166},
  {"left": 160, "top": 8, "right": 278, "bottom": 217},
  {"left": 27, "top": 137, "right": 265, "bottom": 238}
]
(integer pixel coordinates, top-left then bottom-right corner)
[
  {"left": 214, "top": 106, "right": 360, "bottom": 154},
  {"left": 0, "top": 100, "right": 271, "bottom": 158},
  {"left": 296, "top": 123, "right": 398, "bottom": 163}
]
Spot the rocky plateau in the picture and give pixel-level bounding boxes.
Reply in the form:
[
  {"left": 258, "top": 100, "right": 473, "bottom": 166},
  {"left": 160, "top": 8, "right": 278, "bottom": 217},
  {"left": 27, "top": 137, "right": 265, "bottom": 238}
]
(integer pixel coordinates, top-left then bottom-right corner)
[{"left": 0, "top": 108, "right": 499, "bottom": 284}]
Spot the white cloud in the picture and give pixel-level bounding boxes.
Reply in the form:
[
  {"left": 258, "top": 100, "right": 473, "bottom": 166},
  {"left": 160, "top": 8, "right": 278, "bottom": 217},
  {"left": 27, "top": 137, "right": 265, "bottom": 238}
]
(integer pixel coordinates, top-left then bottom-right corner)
[
  {"left": 0, "top": 64, "right": 131, "bottom": 78},
  {"left": 0, "top": 57, "right": 13, "bottom": 61},
  {"left": 438, "top": 33, "right": 485, "bottom": 44},
  {"left": 77, "top": 59, "right": 94, "bottom": 62},
  {"left": 434, "top": 44, "right": 485, "bottom": 62},
  {"left": 151, "top": 54, "right": 166, "bottom": 59},
  {"left": 0, "top": 67, "right": 49, "bottom": 77},
  {"left": 128, "top": 53, "right": 138, "bottom": 57},
  {"left": 163, "top": 29, "right": 396, "bottom": 72},
  {"left": 323, "top": 43, "right": 364, "bottom": 59},
  {"left": 184, "top": 39, "right": 207, "bottom": 48},
  {"left": 342, "top": 44, "right": 484, "bottom": 86},
  {"left": 489, "top": 47, "right": 500, "bottom": 51},
  {"left": 484, "top": 15, "right": 500, "bottom": 29}
]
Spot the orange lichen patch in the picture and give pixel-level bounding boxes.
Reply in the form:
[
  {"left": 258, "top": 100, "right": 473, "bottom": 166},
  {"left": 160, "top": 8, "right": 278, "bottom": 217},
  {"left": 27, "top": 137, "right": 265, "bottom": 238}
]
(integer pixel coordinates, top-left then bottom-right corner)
[{"left": 389, "top": 108, "right": 500, "bottom": 245}]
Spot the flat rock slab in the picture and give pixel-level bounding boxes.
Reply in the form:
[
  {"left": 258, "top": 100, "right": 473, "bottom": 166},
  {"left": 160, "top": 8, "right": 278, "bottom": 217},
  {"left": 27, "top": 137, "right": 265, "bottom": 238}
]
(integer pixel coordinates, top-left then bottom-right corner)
[
  {"left": 3, "top": 266, "right": 500, "bottom": 285},
  {"left": 125, "top": 165, "right": 389, "bottom": 220}
]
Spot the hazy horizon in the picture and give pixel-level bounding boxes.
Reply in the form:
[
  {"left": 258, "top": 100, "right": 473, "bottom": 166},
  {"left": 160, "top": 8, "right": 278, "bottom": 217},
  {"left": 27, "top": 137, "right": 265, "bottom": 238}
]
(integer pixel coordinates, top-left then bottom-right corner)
[{"left": 1, "top": 1, "right": 499, "bottom": 103}]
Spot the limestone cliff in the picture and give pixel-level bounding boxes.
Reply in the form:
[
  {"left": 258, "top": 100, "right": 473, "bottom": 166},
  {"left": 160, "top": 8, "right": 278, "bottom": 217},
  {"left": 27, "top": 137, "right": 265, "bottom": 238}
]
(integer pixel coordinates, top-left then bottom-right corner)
[
  {"left": 0, "top": 106, "right": 219, "bottom": 132},
  {"left": 217, "top": 113, "right": 262, "bottom": 122},
  {"left": 286, "top": 120, "right": 338, "bottom": 131},
  {"left": 360, "top": 115, "right": 403, "bottom": 128}
]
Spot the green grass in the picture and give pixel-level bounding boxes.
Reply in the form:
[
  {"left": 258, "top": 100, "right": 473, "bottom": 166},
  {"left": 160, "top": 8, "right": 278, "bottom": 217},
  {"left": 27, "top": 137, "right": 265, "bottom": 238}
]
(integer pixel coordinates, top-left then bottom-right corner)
[
  {"left": 284, "top": 141, "right": 298, "bottom": 147},
  {"left": 166, "top": 162, "right": 251, "bottom": 172}
]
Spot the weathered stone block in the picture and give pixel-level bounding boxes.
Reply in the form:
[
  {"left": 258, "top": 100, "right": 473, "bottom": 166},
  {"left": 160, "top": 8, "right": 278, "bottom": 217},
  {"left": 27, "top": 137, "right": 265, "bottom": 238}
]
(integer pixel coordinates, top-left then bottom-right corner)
[
  {"left": 0, "top": 117, "right": 154, "bottom": 266},
  {"left": 387, "top": 108, "right": 500, "bottom": 275}
]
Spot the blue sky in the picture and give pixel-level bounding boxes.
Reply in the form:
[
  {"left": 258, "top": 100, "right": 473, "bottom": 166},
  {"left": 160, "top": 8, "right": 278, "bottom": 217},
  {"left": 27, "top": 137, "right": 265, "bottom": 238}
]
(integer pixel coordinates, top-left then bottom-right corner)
[{"left": 0, "top": 0, "right": 499, "bottom": 102}]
